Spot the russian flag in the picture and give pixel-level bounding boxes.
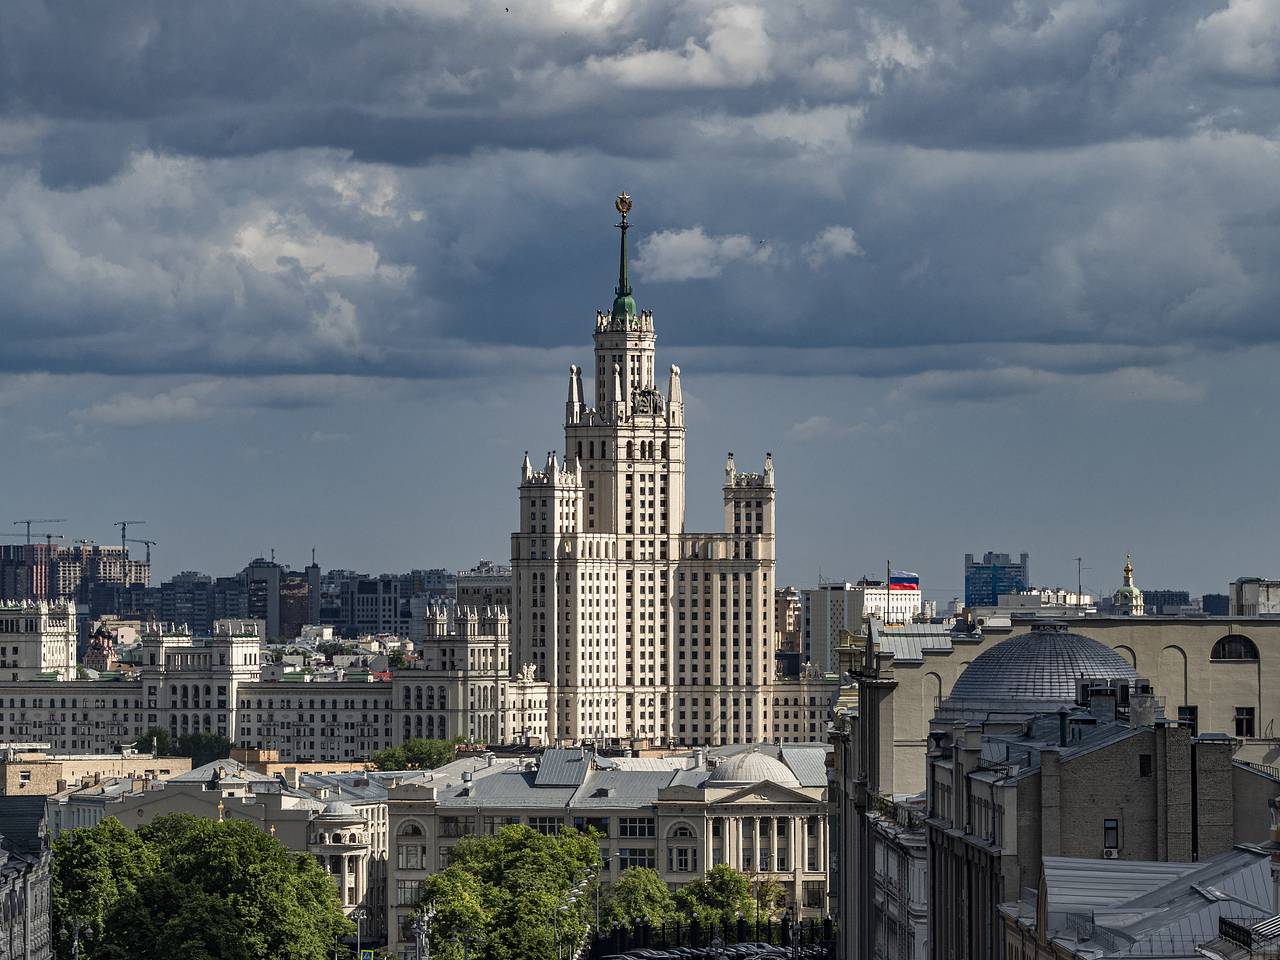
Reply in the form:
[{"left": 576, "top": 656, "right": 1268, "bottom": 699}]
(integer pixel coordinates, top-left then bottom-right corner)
[{"left": 889, "top": 571, "right": 920, "bottom": 591}]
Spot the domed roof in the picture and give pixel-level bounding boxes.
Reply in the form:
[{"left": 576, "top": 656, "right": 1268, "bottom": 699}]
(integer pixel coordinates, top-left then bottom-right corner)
[
  {"left": 938, "top": 622, "right": 1138, "bottom": 719},
  {"left": 319, "top": 799, "right": 360, "bottom": 820},
  {"left": 706, "top": 749, "right": 800, "bottom": 788}
]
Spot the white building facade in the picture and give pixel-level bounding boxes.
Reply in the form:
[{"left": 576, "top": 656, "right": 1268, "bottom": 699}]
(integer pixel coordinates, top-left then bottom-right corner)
[
  {"left": 511, "top": 196, "right": 833, "bottom": 747},
  {"left": 0, "top": 601, "right": 76, "bottom": 682}
]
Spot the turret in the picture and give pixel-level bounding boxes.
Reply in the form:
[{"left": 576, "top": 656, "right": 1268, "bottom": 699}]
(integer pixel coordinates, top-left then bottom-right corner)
[
  {"left": 566, "top": 364, "right": 584, "bottom": 425},
  {"left": 522, "top": 451, "right": 532, "bottom": 482}
]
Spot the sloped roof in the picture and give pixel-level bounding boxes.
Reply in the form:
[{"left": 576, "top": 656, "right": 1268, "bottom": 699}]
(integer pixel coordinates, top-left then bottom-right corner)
[
  {"left": 570, "top": 769, "right": 676, "bottom": 809},
  {"left": 779, "top": 745, "right": 829, "bottom": 787},
  {"left": 0, "top": 797, "right": 46, "bottom": 853},
  {"left": 534, "top": 748, "right": 591, "bottom": 787}
]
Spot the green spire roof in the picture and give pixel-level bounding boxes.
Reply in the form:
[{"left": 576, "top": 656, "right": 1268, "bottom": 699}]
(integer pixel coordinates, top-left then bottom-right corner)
[{"left": 611, "top": 192, "right": 636, "bottom": 322}]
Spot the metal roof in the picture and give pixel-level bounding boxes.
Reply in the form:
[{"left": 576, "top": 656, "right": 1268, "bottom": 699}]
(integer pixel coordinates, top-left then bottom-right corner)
[
  {"left": 0, "top": 797, "right": 46, "bottom": 853},
  {"left": 872, "top": 622, "right": 963, "bottom": 662},
  {"left": 534, "top": 748, "right": 592, "bottom": 787},
  {"left": 1038, "top": 849, "right": 1273, "bottom": 957},
  {"left": 779, "top": 745, "right": 830, "bottom": 787},
  {"left": 940, "top": 623, "right": 1137, "bottom": 719},
  {"left": 570, "top": 770, "right": 676, "bottom": 809}
]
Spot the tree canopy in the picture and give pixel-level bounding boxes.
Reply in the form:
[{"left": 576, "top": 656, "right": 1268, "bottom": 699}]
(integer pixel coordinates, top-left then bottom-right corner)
[
  {"left": 371, "top": 737, "right": 460, "bottom": 771},
  {"left": 601, "top": 867, "right": 676, "bottom": 929},
  {"left": 417, "top": 824, "right": 600, "bottom": 960},
  {"left": 672, "top": 865, "right": 784, "bottom": 928},
  {"left": 52, "top": 814, "right": 352, "bottom": 960},
  {"left": 134, "top": 728, "right": 231, "bottom": 766}
]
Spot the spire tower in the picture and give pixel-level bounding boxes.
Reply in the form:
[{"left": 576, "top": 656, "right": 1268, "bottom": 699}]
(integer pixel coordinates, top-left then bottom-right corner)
[{"left": 611, "top": 192, "right": 636, "bottom": 322}]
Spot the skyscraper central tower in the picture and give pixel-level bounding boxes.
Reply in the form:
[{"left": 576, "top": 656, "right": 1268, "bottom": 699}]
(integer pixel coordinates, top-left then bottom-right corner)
[{"left": 511, "top": 195, "right": 788, "bottom": 747}]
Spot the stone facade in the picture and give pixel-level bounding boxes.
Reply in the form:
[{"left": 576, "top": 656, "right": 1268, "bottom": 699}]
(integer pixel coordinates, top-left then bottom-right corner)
[
  {"left": 511, "top": 199, "right": 835, "bottom": 747},
  {"left": 0, "top": 602, "right": 76, "bottom": 682},
  {"left": 383, "top": 745, "right": 832, "bottom": 960}
]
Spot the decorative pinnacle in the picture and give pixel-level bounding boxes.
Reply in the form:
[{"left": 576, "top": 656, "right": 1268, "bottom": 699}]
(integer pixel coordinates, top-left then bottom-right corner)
[{"left": 611, "top": 191, "right": 635, "bottom": 320}]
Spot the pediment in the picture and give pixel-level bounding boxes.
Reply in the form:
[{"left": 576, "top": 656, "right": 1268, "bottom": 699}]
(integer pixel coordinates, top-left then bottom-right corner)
[{"left": 709, "top": 781, "right": 820, "bottom": 805}]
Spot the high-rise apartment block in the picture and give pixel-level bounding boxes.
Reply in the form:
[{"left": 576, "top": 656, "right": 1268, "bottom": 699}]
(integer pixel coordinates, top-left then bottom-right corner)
[
  {"left": 801, "top": 578, "right": 923, "bottom": 673},
  {"left": 511, "top": 196, "right": 831, "bottom": 746},
  {"left": 1229, "top": 577, "right": 1280, "bottom": 616},
  {"left": 963, "top": 551, "right": 1029, "bottom": 607}
]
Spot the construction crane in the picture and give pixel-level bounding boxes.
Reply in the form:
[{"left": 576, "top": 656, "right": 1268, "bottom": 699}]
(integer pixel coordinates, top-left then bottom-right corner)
[
  {"left": 114, "top": 520, "right": 145, "bottom": 553},
  {"left": 12, "top": 519, "right": 66, "bottom": 545},
  {"left": 127, "top": 539, "right": 157, "bottom": 565}
]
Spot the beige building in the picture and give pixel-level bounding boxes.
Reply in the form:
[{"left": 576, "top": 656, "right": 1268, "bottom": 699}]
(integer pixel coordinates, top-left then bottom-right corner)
[
  {"left": 0, "top": 601, "right": 76, "bottom": 682},
  {"left": 831, "top": 616, "right": 1280, "bottom": 960},
  {"left": 383, "top": 744, "right": 832, "bottom": 959},
  {"left": 0, "top": 746, "right": 189, "bottom": 796},
  {"left": 511, "top": 196, "right": 835, "bottom": 747},
  {"left": 43, "top": 758, "right": 465, "bottom": 942}
]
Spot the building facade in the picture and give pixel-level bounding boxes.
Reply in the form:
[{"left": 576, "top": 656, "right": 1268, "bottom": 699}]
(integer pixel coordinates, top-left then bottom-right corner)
[
  {"left": 0, "top": 602, "right": 76, "bottom": 682},
  {"left": 383, "top": 744, "right": 832, "bottom": 959},
  {"left": 1230, "top": 578, "right": 1280, "bottom": 617},
  {"left": 510, "top": 196, "right": 834, "bottom": 747},
  {"left": 964, "top": 553, "right": 1029, "bottom": 608},
  {"left": 802, "top": 581, "right": 923, "bottom": 673},
  {"left": 0, "top": 797, "right": 52, "bottom": 960}
]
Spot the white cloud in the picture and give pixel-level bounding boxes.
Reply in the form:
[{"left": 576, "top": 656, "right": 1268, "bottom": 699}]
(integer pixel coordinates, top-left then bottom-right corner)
[
  {"left": 634, "top": 226, "right": 770, "bottom": 281},
  {"left": 233, "top": 213, "right": 391, "bottom": 280},
  {"left": 586, "top": 5, "right": 772, "bottom": 89},
  {"left": 1195, "top": 0, "right": 1280, "bottom": 81},
  {"left": 802, "top": 225, "right": 864, "bottom": 268}
]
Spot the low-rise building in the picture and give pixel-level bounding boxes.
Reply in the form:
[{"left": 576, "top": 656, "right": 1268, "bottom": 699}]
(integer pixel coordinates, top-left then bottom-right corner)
[
  {"left": 0, "top": 745, "right": 190, "bottom": 795},
  {"left": 384, "top": 743, "right": 833, "bottom": 960},
  {"left": 1000, "top": 846, "right": 1276, "bottom": 960}
]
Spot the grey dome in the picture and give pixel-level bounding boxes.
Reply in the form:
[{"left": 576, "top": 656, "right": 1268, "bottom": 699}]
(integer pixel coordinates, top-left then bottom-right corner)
[
  {"left": 707, "top": 750, "right": 800, "bottom": 787},
  {"left": 938, "top": 622, "right": 1138, "bottom": 719},
  {"left": 319, "top": 799, "right": 360, "bottom": 820}
]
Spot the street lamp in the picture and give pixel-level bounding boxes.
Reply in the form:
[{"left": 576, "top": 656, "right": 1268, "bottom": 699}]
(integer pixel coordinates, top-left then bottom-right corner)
[
  {"left": 351, "top": 907, "right": 368, "bottom": 959},
  {"left": 412, "top": 903, "right": 437, "bottom": 960},
  {"left": 554, "top": 904, "right": 572, "bottom": 960}
]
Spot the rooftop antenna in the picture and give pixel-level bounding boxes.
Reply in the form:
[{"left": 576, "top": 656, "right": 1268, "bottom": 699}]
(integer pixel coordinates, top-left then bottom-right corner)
[
  {"left": 114, "top": 520, "right": 145, "bottom": 553},
  {"left": 1073, "top": 557, "right": 1090, "bottom": 604},
  {"left": 13, "top": 519, "right": 65, "bottom": 545}
]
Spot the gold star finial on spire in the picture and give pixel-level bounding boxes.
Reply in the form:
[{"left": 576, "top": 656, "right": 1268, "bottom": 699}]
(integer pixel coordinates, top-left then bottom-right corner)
[{"left": 615, "top": 192, "right": 632, "bottom": 220}]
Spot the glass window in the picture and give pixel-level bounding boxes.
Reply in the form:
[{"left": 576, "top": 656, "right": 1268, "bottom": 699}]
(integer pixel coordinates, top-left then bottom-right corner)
[
  {"left": 1103, "top": 818, "right": 1119, "bottom": 850},
  {"left": 1235, "top": 707, "right": 1256, "bottom": 738}
]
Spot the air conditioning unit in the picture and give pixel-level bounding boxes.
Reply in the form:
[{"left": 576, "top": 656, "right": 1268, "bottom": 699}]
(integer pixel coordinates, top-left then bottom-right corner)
[{"left": 1102, "top": 848, "right": 1120, "bottom": 859}]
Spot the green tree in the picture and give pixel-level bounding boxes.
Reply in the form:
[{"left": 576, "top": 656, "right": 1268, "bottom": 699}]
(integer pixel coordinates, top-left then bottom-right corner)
[
  {"left": 418, "top": 825, "right": 600, "bottom": 960},
  {"left": 403, "top": 737, "right": 458, "bottom": 769},
  {"left": 135, "top": 727, "right": 173, "bottom": 756},
  {"left": 53, "top": 815, "right": 352, "bottom": 960},
  {"left": 52, "top": 817, "right": 157, "bottom": 957},
  {"left": 371, "top": 739, "right": 460, "bottom": 772},
  {"left": 371, "top": 746, "right": 408, "bottom": 771},
  {"left": 673, "top": 864, "right": 758, "bottom": 928},
  {"left": 601, "top": 867, "right": 675, "bottom": 928},
  {"left": 176, "top": 732, "right": 233, "bottom": 767}
]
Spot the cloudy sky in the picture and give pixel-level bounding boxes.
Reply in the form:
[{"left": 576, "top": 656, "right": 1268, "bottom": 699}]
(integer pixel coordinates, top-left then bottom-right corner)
[{"left": 1, "top": 0, "right": 1278, "bottom": 601}]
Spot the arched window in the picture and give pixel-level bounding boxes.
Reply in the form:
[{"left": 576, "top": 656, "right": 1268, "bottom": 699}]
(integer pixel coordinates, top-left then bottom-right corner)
[
  {"left": 1211, "top": 635, "right": 1259, "bottom": 661},
  {"left": 661, "top": 441, "right": 667, "bottom": 459},
  {"left": 627, "top": 441, "right": 634, "bottom": 459},
  {"left": 398, "top": 822, "right": 424, "bottom": 837},
  {"left": 669, "top": 823, "right": 695, "bottom": 839}
]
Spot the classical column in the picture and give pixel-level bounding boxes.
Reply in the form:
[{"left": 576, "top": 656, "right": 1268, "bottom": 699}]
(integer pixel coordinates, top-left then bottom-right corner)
[
  {"left": 721, "top": 816, "right": 731, "bottom": 867},
  {"left": 340, "top": 854, "right": 350, "bottom": 907},
  {"left": 768, "top": 816, "right": 778, "bottom": 873}
]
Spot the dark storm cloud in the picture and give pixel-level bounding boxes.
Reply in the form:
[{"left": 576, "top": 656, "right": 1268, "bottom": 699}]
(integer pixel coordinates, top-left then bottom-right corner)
[{"left": 0, "top": 0, "right": 1276, "bottom": 394}]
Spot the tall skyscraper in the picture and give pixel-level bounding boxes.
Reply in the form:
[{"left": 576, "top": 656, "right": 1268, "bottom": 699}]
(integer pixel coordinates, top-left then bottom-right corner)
[
  {"left": 963, "top": 551, "right": 1030, "bottom": 607},
  {"left": 511, "top": 195, "right": 790, "bottom": 746}
]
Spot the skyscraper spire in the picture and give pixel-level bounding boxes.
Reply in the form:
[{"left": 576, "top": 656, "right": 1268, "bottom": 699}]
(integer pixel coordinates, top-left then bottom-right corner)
[{"left": 611, "top": 192, "right": 636, "bottom": 323}]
